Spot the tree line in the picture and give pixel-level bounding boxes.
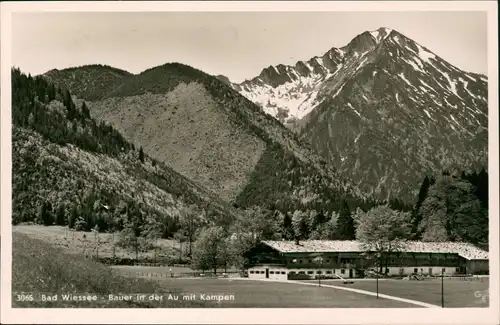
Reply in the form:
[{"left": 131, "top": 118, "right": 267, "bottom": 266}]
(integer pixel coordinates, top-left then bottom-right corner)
[{"left": 12, "top": 67, "right": 133, "bottom": 157}]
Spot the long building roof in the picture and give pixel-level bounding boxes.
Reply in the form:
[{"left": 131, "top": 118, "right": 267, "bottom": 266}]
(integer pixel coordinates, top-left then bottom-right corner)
[{"left": 261, "top": 240, "right": 488, "bottom": 261}]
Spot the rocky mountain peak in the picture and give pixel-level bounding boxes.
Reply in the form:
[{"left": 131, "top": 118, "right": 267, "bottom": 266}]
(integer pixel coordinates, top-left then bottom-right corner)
[{"left": 230, "top": 27, "right": 488, "bottom": 202}]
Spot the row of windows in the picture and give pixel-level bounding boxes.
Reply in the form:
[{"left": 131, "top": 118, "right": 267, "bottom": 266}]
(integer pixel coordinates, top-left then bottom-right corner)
[
  {"left": 286, "top": 256, "right": 459, "bottom": 264},
  {"left": 290, "top": 269, "right": 346, "bottom": 275},
  {"left": 249, "top": 270, "right": 287, "bottom": 275},
  {"left": 411, "top": 267, "right": 460, "bottom": 273},
  {"left": 288, "top": 259, "right": 353, "bottom": 264}
]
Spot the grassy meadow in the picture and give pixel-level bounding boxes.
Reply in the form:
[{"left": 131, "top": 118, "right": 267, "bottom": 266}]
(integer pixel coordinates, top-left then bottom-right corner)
[
  {"left": 11, "top": 232, "right": 206, "bottom": 308},
  {"left": 300, "top": 278, "right": 490, "bottom": 308},
  {"left": 13, "top": 224, "right": 181, "bottom": 262}
]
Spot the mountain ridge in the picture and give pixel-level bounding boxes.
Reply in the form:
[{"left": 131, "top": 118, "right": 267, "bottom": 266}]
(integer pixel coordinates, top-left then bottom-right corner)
[
  {"left": 227, "top": 27, "right": 488, "bottom": 201},
  {"left": 41, "top": 62, "right": 374, "bottom": 216},
  {"left": 231, "top": 27, "right": 487, "bottom": 124}
]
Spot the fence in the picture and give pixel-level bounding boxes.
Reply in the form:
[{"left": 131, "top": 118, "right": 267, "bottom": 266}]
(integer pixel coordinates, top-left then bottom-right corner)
[{"left": 121, "top": 271, "right": 241, "bottom": 279}]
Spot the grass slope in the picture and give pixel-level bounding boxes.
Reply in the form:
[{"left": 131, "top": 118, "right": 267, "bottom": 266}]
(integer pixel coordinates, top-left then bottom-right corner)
[
  {"left": 12, "top": 232, "right": 206, "bottom": 308},
  {"left": 13, "top": 225, "right": 180, "bottom": 262}
]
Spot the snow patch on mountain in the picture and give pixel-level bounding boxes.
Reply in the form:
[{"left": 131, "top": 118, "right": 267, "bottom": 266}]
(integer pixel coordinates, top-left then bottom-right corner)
[{"left": 233, "top": 27, "right": 487, "bottom": 130}]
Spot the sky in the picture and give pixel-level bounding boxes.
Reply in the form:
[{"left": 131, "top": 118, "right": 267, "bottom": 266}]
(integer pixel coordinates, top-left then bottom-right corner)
[{"left": 12, "top": 11, "right": 487, "bottom": 83}]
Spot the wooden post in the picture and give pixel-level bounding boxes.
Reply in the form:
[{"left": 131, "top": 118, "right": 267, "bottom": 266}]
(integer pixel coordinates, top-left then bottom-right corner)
[
  {"left": 441, "top": 268, "right": 444, "bottom": 308},
  {"left": 112, "top": 232, "right": 116, "bottom": 260},
  {"left": 135, "top": 236, "right": 139, "bottom": 263},
  {"left": 319, "top": 258, "right": 322, "bottom": 287}
]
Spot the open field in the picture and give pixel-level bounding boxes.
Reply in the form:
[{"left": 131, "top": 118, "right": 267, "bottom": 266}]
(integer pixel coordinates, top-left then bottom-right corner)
[
  {"left": 111, "top": 274, "right": 419, "bottom": 308},
  {"left": 13, "top": 224, "right": 181, "bottom": 261},
  {"left": 299, "top": 278, "right": 489, "bottom": 308}
]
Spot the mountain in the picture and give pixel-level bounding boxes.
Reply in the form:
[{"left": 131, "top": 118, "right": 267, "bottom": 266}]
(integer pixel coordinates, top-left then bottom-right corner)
[
  {"left": 12, "top": 68, "right": 239, "bottom": 236},
  {"left": 41, "top": 63, "right": 374, "bottom": 216},
  {"left": 231, "top": 27, "right": 488, "bottom": 201},
  {"left": 44, "top": 64, "right": 133, "bottom": 101}
]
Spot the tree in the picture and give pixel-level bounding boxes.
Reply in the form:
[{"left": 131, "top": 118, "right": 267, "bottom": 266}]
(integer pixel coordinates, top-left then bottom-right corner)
[
  {"left": 419, "top": 175, "right": 486, "bottom": 245},
  {"left": 139, "top": 146, "right": 145, "bottom": 163},
  {"left": 291, "top": 210, "right": 308, "bottom": 244},
  {"left": 191, "top": 226, "right": 227, "bottom": 274},
  {"left": 55, "top": 204, "right": 66, "bottom": 226},
  {"left": 68, "top": 203, "right": 78, "bottom": 229},
  {"left": 411, "top": 175, "right": 432, "bottom": 239},
  {"left": 282, "top": 213, "right": 294, "bottom": 240},
  {"left": 40, "top": 201, "right": 54, "bottom": 226},
  {"left": 230, "top": 206, "right": 279, "bottom": 263},
  {"left": 179, "top": 204, "right": 203, "bottom": 257},
  {"left": 81, "top": 101, "right": 90, "bottom": 119},
  {"left": 337, "top": 200, "right": 355, "bottom": 240},
  {"left": 173, "top": 230, "right": 187, "bottom": 262},
  {"left": 311, "top": 212, "right": 338, "bottom": 240},
  {"left": 353, "top": 205, "right": 411, "bottom": 274}
]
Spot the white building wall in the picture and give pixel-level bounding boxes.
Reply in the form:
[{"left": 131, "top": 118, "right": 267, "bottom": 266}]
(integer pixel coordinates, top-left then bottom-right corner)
[
  {"left": 247, "top": 266, "right": 288, "bottom": 280},
  {"left": 288, "top": 268, "right": 356, "bottom": 278},
  {"left": 248, "top": 265, "right": 459, "bottom": 280},
  {"left": 385, "top": 266, "right": 457, "bottom": 276},
  {"left": 248, "top": 267, "right": 267, "bottom": 279}
]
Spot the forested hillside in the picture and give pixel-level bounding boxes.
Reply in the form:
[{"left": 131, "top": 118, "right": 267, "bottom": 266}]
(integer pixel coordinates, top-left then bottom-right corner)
[
  {"left": 12, "top": 68, "right": 239, "bottom": 242},
  {"left": 45, "top": 63, "right": 377, "bottom": 217}
]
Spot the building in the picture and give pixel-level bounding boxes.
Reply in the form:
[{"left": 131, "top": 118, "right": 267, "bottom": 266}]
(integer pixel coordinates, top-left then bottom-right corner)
[{"left": 244, "top": 240, "right": 489, "bottom": 280}]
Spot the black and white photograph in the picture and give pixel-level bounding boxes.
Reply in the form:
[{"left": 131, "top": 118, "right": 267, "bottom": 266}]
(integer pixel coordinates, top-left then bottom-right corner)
[{"left": 1, "top": 1, "right": 498, "bottom": 324}]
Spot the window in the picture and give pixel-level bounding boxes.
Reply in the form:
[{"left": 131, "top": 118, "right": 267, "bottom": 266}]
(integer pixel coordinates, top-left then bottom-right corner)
[
  {"left": 270, "top": 271, "right": 275, "bottom": 274},
  {"left": 456, "top": 267, "right": 460, "bottom": 273},
  {"left": 317, "top": 271, "right": 323, "bottom": 274},
  {"left": 326, "top": 259, "right": 330, "bottom": 263},
  {"left": 309, "top": 260, "right": 312, "bottom": 263},
  {"left": 260, "top": 271, "right": 265, "bottom": 274},
  {"left": 326, "top": 271, "right": 332, "bottom": 274},
  {"left": 281, "top": 271, "right": 286, "bottom": 274},
  {"left": 249, "top": 271, "right": 254, "bottom": 274},
  {"left": 299, "top": 271, "right": 305, "bottom": 274},
  {"left": 299, "top": 260, "right": 303, "bottom": 263},
  {"left": 414, "top": 268, "right": 418, "bottom": 273},
  {"left": 341, "top": 269, "right": 345, "bottom": 274},
  {"left": 307, "top": 271, "right": 314, "bottom": 274},
  {"left": 290, "top": 271, "right": 296, "bottom": 275}
]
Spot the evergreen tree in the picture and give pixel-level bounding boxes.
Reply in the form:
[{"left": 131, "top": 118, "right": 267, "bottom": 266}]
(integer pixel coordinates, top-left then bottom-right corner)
[
  {"left": 411, "top": 175, "right": 432, "bottom": 239},
  {"left": 337, "top": 200, "right": 355, "bottom": 240},
  {"left": 139, "top": 146, "right": 145, "bottom": 163},
  {"left": 282, "top": 213, "right": 294, "bottom": 240},
  {"left": 55, "top": 204, "right": 66, "bottom": 226},
  {"left": 40, "top": 201, "right": 54, "bottom": 226},
  {"left": 81, "top": 101, "right": 91, "bottom": 119},
  {"left": 68, "top": 203, "right": 78, "bottom": 229},
  {"left": 291, "top": 210, "right": 308, "bottom": 243}
]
